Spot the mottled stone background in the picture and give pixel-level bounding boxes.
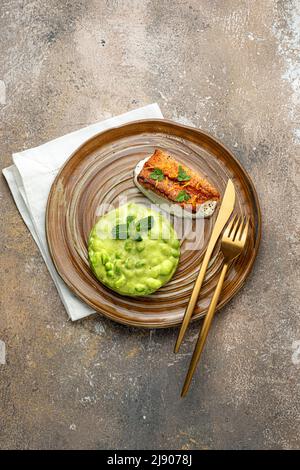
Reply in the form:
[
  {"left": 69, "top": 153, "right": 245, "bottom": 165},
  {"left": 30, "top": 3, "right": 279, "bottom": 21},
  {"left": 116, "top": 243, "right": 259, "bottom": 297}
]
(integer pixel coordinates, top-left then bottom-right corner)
[{"left": 0, "top": 0, "right": 299, "bottom": 450}]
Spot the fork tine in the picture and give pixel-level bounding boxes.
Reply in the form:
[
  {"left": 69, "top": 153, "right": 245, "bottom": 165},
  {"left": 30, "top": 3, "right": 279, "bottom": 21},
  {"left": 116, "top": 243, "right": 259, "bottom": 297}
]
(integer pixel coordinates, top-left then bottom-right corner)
[
  {"left": 224, "top": 215, "right": 237, "bottom": 238},
  {"left": 236, "top": 216, "right": 245, "bottom": 240},
  {"left": 231, "top": 216, "right": 241, "bottom": 240},
  {"left": 241, "top": 218, "right": 249, "bottom": 244}
]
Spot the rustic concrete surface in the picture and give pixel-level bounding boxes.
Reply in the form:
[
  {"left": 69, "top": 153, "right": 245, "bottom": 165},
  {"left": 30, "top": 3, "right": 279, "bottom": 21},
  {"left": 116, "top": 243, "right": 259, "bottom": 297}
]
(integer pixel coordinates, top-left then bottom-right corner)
[{"left": 0, "top": 0, "right": 299, "bottom": 450}]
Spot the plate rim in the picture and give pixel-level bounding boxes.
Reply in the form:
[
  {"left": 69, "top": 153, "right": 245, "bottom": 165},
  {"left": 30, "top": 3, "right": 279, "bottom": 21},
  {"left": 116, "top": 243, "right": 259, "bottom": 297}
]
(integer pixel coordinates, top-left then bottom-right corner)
[{"left": 46, "top": 118, "right": 262, "bottom": 327}]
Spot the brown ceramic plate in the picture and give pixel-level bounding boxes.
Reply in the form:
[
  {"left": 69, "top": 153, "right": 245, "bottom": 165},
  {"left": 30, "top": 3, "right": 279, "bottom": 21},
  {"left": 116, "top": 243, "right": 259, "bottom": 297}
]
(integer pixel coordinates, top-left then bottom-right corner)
[{"left": 46, "top": 119, "right": 261, "bottom": 328}]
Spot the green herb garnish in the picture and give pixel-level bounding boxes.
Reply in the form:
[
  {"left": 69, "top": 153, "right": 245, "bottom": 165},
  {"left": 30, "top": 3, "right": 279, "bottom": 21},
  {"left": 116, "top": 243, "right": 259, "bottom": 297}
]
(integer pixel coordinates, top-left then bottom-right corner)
[
  {"left": 150, "top": 168, "right": 164, "bottom": 181},
  {"left": 129, "top": 230, "right": 143, "bottom": 242},
  {"left": 176, "top": 190, "right": 191, "bottom": 203},
  {"left": 112, "top": 223, "right": 128, "bottom": 240},
  {"left": 126, "top": 215, "right": 143, "bottom": 241},
  {"left": 177, "top": 165, "right": 191, "bottom": 182},
  {"left": 136, "top": 216, "right": 154, "bottom": 232},
  {"left": 112, "top": 215, "right": 154, "bottom": 241},
  {"left": 126, "top": 215, "right": 135, "bottom": 225}
]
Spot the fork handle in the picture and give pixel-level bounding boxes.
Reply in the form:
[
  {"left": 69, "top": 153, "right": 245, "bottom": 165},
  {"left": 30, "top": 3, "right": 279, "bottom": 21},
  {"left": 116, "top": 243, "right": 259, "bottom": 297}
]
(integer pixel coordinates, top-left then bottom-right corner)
[
  {"left": 181, "top": 262, "right": 228, "bottom": 397},
  {"left": 174, "top": 247, "right": 213, "bottom": 353}
]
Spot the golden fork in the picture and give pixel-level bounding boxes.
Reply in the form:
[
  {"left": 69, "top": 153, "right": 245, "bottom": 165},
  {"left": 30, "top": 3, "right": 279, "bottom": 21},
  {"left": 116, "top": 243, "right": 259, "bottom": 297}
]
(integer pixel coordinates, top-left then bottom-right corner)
[{"left": 181, "top": 215, "right": 249, "bottom": 397}]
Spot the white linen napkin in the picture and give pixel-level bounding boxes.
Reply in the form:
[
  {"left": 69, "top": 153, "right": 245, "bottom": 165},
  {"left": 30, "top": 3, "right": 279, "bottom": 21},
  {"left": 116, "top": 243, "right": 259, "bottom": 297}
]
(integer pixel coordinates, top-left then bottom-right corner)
[{"left": 3, "top": 104, "right": 163, "bottom": 320}]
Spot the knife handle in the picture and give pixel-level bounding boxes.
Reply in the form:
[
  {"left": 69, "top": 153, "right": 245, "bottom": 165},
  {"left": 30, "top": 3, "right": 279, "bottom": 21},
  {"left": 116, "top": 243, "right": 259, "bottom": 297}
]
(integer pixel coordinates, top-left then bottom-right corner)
[
  {"left": 181, "top": 262, "right": 228, "bottom": 396},
  {"left": 174, "top": 246, "right": 213, "bottom": 353}
]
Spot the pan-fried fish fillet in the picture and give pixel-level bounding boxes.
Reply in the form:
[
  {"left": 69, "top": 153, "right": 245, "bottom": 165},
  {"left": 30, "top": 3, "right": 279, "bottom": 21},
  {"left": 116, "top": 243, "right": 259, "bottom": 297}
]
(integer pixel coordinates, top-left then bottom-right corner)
[{"left": 137, "top": 149, "right": 220, "bottom": 213}]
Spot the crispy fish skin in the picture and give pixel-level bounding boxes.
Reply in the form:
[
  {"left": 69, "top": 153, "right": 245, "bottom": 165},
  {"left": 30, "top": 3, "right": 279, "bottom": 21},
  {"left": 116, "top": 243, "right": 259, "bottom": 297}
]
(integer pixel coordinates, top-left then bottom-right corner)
[{"left": 137, "top": 149, "right": 220, "bottom": 212}]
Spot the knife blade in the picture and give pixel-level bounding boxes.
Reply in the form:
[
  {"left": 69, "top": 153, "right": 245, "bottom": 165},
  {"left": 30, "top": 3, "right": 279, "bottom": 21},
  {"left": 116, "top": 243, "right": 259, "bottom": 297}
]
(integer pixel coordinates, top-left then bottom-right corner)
[{"left": 174, "top": 179, "right": 236, "bottom": 353}]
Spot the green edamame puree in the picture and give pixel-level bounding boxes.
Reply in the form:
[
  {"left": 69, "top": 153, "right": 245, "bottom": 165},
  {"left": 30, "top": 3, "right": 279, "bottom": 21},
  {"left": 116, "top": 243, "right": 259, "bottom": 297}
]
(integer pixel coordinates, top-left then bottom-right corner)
[{"left": 88, "top": 203, "right": 180, "bottom": 296}]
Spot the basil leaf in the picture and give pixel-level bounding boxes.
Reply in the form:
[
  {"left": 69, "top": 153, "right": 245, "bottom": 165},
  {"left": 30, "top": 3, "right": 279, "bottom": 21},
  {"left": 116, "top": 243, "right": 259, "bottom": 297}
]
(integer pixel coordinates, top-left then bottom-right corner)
[
  {"left": 150, "top": 168, "right": 164, "bottom": 181},
  {"left": 112, "top": 223, "right": 128, "bottom": 239},
  {"left": 112, "top": 215, "right": 153, "bottom": 241},
  {"left": 136, "top": 216, "right": 154, "bottom": 232},
  {"left": 128, "top": 223, "right": 143, "bottom": 242},
  {"left": 131, "top": 232, "right": 143, "bottom": 242},
  {"left": 178, "top": 165, "right": 191, "bottom": 182},
  {"left": 176, "top": 190, "right": 191, "bottom": 202},
  {"left": 126, "top": 215, "right": 135, "bottom": 226}
]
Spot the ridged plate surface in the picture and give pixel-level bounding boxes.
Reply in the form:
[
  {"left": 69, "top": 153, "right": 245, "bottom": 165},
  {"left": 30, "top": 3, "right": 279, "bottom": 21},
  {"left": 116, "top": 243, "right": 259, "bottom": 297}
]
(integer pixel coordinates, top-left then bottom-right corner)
[{"left": 46, "top": 119, "right": 261, "bottom": 327}]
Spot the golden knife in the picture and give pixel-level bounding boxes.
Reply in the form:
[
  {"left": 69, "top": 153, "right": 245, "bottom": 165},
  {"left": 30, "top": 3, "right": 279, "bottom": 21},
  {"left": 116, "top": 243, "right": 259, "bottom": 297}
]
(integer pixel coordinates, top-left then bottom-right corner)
[{"left": 174, "top": 179, "right": 235, "bottom": 353}]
